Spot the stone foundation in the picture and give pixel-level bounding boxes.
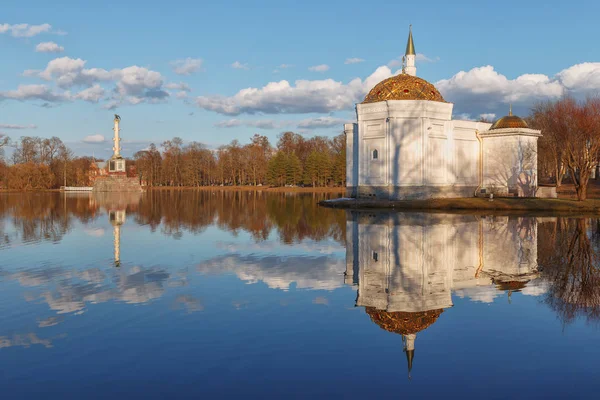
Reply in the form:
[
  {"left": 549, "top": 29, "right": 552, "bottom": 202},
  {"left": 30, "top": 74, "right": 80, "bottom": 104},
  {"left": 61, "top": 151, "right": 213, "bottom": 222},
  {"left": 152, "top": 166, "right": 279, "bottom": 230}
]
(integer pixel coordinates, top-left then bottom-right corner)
[
  {"left": 93, "top": 176, "right": 143, "bottom": 192},
  {"left": 357, "top": 185, "right": 478, "bottom": 200}
]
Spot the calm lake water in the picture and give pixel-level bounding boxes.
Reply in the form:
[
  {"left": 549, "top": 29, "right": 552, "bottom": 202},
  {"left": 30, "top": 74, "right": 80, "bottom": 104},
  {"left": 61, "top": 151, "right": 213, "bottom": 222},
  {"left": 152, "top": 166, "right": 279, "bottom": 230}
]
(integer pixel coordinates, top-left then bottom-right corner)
[{"left": 1, "top": 191, "right": 599, "bottom": 399}]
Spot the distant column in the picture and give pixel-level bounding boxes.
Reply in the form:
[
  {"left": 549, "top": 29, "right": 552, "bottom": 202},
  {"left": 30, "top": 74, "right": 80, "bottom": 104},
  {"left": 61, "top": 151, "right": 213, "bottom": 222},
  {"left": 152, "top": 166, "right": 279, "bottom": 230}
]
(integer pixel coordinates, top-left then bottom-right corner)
[{"left": 113, "top": 115, "right": 121, "bottom": 158}]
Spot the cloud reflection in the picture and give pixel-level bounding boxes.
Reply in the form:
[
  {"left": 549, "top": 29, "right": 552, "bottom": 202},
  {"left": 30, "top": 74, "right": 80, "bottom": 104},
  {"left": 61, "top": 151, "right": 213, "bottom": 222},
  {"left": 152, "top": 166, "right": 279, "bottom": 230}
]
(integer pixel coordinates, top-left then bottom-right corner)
[{"left": 197, "top": 254, "right": 345, "bottom": 291}]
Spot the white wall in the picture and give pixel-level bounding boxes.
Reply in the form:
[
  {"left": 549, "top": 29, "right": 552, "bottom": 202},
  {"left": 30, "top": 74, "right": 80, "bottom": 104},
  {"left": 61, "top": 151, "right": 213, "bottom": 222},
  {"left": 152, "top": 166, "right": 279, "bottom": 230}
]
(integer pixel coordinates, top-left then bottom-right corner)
[{"left": 482, "top": 130, "right": 540, "bottom": 196}]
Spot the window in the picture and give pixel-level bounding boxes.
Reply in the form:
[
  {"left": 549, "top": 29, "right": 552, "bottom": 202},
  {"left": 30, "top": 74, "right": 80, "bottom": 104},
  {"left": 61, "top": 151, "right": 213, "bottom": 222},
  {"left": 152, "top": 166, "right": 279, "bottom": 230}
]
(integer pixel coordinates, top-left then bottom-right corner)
[
  {"left": 109, "top": 160, "right": 116, "bottom": 171},
  {"left": 372, "top": 251, "right": 379, "bottom": 262},
  {"left": 372, "top": 149, "right": 379, "bottom": 160}
]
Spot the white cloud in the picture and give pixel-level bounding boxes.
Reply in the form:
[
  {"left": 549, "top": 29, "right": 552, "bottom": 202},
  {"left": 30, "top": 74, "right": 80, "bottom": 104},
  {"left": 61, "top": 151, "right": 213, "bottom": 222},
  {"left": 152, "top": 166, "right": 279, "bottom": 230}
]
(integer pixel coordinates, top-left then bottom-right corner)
[
  {"left": 214, "top": 119, "right": 243, "bottom": 128},
  {"left": 231, "top": 61, "right": 250, "bottom": 70},
  {"left": 29, "top": 57, "right": 111, "bottom": 88},
  {"left": 297, "top": 116, "right": 347, "bottom": 129},
  {"left": 196, "top": 66, "right": 394, "bottom": 115},
  {"left": 83, "top": 134, "right": 106, "bottom": 143},
  {"left": 116, "top": 66, "right": 164, "bottom": 97},
  {"left": 0, "top": 23, "right": 52, "bottom": 38},
  {"left": 175, "top": 91, "right": 188, "bottom": 99},
  {"left": 415, "top": 53, "right": 439, "bottom": 63},
  {"left": 0, "top": 84, "right": 70, "bottom": 102},
  {"left": 20, "top": 57, "right": 168, "bottom": 106},
  {"left": 164, "top": 82, "right": 191, "bottom": 91},
  {"left": 308, "top": 64, "right": 330, "bottom": 72},
  {"left": 344, "top": 58, "right": 364, "bottom": 65},
  {"left": 556, "top": 62, "right": 600, "bottom": 94},
  {"left": 0, "top": 123, "right": 37, "bottom": 129},
  {"left": 436, "top": 65, "right": 565, "bottom": 114},
  {"left": 170, "top": 58, "right": 203, "bottom": 75},
  {"left": 102, "top": 100, "right": 119, "bottom": 110},
  {"left": 74, "top": 85, "right": 105, "bottom": 103},
  {"left": 388, "top": 59, "right": 403, "bottom": 68},
  {"left": 273, "top": 64, "right": 293, "bottom": 73},
  {"left": 388, "top": 53, "right": 439, "bottom": 68},
  {"left": 479, "top": 113, "right": 496, "bottom": 121},
  {"left": 35, "top": 41, "right": 64, "bottom": 53},
  {"left": 215, "top": 119, "right": 279, "bottom": 129}
]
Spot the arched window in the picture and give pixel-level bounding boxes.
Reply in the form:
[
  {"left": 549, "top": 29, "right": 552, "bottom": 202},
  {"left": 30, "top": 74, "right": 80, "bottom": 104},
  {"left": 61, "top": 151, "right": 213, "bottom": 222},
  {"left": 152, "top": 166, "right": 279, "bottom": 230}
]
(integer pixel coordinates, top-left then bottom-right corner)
[{"left": 372, "top": 149, "right": 378, "bottom": 160}]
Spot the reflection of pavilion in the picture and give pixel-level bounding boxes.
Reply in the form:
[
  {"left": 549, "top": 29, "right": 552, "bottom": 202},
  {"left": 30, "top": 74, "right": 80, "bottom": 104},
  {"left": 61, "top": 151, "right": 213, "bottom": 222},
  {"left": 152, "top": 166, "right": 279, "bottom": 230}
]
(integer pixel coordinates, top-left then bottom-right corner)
[{"left": 345, "top": 212, "right": 539, "bottom": 378}]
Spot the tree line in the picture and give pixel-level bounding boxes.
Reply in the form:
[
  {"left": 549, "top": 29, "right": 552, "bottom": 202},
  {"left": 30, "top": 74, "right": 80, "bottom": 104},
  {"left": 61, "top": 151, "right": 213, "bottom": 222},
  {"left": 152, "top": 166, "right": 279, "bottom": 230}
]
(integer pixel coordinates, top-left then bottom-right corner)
[
  {"left": 0, "top": 131, "right": 346, "bottom": 190},
  {"left": 0, "top": 135, "right": 87, "bottom": 190},
  {"left": 134, "top": 132, "right": 346, "bottom": 188}
]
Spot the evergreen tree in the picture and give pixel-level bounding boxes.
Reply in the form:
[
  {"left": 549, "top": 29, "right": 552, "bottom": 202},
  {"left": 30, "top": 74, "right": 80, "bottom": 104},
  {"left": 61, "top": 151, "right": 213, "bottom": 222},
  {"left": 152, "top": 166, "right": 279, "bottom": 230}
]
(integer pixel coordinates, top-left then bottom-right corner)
[
  {"left": 332, "top": 149, "right": 346, "bottom": 186},
  {"left": 286, "top": 153, "right": 302, "bottom": 185},
  {"left": 303, "top": 151, "right": 319, "bottom": 187},
  {"left": 267, "top": 152, "right": 287, "bottom": 186},
  {"left": 316, "top": 151, "right": 332, "bottom": 186}
]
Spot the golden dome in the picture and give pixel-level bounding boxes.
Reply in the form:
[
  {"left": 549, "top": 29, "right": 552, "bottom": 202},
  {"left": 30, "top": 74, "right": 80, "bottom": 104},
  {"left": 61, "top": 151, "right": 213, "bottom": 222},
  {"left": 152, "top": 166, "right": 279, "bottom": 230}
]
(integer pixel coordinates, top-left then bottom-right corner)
[
  {"left": 362, "top": 73, "right": 446, "bottom": 104},
  {"left": 365, "top": 308, "right": 444, "bottom": 335}
]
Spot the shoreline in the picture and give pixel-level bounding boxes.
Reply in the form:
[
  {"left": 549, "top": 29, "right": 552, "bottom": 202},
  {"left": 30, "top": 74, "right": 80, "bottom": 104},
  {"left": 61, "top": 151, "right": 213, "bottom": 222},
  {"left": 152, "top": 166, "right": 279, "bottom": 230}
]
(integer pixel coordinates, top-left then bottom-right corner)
[
  {"left": 319, "top": 197, "right": 600, "bottom": 214},
  {"left": 0, "top": 186, "right": 345, "bottom": 194}
]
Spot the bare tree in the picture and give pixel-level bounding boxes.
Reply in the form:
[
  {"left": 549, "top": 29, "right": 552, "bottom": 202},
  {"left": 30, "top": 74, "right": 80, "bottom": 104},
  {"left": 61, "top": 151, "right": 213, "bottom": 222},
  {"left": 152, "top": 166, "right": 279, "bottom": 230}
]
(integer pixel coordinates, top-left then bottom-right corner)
[
  {"left": 532, "top": 97, "right": 600, "bottom": 200},
  {"left": 0, "top": 134, "right": 9, "bottom": 159},
  {"left": 562, "top": 98, "right": 600, "bottom": 200},
  {"left": 530, "top": 101, "right": 567, "bottom": 187}
]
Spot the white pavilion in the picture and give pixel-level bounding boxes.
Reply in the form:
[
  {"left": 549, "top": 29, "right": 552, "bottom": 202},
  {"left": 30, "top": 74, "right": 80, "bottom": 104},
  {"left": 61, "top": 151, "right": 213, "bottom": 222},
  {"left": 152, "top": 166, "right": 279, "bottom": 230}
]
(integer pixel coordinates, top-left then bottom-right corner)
[{"left": 344, "top": 27, "right": 543, "bottom": 200}]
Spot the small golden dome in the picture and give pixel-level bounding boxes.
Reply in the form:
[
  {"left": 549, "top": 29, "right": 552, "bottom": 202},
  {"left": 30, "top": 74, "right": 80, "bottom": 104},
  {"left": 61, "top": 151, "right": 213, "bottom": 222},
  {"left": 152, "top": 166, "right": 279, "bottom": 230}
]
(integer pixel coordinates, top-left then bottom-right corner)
[
  {"left": 489, "top": 115, "right": 529, "bottom": 130},
  {"left": 490, "top": 106, "right": 529, "bottom": 130},
  {"left": 365, "top": 308, "right": 444, "bottom": 335},
  {"left": 362, "top": 74, "right": 446, "bottom": 104}
]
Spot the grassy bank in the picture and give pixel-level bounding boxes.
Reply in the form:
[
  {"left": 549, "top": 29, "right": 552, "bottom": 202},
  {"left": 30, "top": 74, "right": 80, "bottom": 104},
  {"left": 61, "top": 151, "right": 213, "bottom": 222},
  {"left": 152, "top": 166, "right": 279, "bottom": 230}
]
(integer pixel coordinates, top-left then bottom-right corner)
[{"left": 319, "top": 197, "right": 600, "bottom": 214}]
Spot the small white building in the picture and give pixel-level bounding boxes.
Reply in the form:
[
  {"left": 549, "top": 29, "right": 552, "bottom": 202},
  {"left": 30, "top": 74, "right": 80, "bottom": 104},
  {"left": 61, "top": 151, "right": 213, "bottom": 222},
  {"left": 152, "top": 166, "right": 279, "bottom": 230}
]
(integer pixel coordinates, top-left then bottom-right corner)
[{"left": 345, "top": 27, "right": 542, "bottom": 200}]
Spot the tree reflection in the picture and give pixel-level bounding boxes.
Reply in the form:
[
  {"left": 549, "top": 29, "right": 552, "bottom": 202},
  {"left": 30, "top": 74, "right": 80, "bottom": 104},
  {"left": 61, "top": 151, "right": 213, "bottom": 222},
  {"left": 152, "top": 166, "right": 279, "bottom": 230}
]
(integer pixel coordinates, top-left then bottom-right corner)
[
  {"left": 0, "top": 193, "right": 100, "bottom": 246},
  {"left": 539, "top": 218, "right": 600, "bottom": 325},
  {"left": 0, "top": 191, "right": 346, "bottom": 246}
]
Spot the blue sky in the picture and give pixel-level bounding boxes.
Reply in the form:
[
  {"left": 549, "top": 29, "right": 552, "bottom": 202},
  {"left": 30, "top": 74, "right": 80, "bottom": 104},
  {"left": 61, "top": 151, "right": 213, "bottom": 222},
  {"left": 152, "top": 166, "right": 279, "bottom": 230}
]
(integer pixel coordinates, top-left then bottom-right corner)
[{"left": 1, "top": 0, "right": 600, "bottom": 158}]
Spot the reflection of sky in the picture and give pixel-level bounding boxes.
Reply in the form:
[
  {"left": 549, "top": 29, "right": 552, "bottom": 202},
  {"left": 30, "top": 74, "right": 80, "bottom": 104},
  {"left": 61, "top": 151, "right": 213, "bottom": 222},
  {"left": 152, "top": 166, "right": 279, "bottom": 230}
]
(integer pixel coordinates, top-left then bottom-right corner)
[
  {"left": 454, "top": 279, "right": 549, "bottom": 304},
  {"left": 1, "top": 207, "right": 599, "bottom": 398}
]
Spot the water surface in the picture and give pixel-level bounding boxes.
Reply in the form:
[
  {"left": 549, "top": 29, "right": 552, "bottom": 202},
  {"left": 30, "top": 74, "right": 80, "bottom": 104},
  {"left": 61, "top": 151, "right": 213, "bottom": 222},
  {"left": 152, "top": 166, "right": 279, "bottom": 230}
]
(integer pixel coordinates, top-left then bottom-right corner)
[{"left": 0, "top": 191, "right": 599, "bottom": 399}]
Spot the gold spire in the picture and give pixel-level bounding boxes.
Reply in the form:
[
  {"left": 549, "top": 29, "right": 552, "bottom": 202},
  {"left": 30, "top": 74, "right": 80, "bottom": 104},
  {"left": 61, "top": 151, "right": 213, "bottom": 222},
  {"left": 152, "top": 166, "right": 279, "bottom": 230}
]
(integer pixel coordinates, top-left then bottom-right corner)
[
  {"left": 405, "top": 25, "right": 415, "bottom": 56},
  {"left": 509, "top": 103, "right": 513, "bottom": 116}
]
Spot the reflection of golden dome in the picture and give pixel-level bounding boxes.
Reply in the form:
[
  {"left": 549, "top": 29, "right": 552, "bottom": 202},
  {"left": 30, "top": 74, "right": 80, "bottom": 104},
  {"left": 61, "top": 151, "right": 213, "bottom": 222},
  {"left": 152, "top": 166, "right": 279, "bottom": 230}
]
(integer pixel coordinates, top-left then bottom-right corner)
[
  {"left": 495, "top": 280, "right": 529, "bottom": 291},
  {"left": 362, "top": 74, "right": 446, "bottom": 104},
  {"left": 365, "top": 308, "right": 444, "bottom": 335}
]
